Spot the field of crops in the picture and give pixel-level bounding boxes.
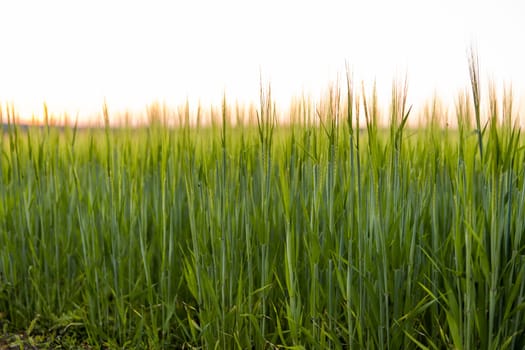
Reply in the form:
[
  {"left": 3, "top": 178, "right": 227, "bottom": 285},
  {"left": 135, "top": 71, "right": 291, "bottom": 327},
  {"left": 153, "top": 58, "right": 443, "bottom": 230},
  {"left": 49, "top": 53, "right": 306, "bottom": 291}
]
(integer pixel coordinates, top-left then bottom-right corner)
[{"left": 1, "top": 67, "right": 525, "bottom": 348}]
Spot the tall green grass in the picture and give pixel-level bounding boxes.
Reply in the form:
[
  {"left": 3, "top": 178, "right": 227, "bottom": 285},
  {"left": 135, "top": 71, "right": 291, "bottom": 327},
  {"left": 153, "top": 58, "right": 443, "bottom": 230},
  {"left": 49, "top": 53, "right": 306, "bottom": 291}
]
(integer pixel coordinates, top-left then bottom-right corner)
[{"left": 1, "top": 65, "right": 525, "bottom": 348}]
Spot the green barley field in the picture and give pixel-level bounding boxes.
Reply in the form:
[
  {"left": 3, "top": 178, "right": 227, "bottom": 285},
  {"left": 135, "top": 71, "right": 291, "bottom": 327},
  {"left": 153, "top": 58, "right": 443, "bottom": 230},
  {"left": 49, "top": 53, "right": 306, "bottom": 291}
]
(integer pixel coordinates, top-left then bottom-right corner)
[{"left": 1, "top": 63, "right": 525, "bottom": 349}]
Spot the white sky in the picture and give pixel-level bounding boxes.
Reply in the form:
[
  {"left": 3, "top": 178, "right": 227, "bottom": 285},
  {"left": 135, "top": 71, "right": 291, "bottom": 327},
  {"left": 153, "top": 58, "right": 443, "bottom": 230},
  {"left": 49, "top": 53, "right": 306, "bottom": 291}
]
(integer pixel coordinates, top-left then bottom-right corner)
[{"left": 0, "top": 0, "right": 524, "bottom": 123}]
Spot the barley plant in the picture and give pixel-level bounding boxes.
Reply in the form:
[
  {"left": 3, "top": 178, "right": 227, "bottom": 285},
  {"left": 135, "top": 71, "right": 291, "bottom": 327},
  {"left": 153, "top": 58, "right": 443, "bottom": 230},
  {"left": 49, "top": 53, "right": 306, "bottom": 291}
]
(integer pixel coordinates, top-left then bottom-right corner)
[{"left": 0, "top": 59, "right": 525, "bottom": 349}]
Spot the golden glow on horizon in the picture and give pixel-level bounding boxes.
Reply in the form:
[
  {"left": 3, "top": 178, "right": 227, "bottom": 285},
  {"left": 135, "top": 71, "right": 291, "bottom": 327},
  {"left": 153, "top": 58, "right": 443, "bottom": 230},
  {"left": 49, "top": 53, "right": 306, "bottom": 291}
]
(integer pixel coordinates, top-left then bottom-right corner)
[{"left": 0, "top": 0, "right": 524, "bottom": 124}]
